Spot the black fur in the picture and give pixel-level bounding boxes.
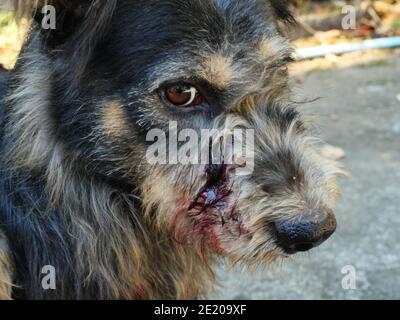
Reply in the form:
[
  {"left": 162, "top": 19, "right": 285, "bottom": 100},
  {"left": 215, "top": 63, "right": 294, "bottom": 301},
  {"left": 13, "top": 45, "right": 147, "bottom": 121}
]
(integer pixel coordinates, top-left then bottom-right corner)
[
  {"left": 269, "top": 0, "right": 295, "bottom": 23},
  {"left": 0, "top": 67, "right": 8, "bottom": 139},
  {"left": 0, "top": 0, "right": 297, "bottom": 299}
]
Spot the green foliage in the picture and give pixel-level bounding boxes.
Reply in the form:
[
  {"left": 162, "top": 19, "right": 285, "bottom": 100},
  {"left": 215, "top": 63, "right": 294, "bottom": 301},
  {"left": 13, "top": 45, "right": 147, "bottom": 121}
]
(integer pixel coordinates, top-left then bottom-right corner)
[
  {"left": 0, "top": 11, "right": 18, "bottom": 33},
  {"left": 392, "top": 20, "right": 400, "bottom": 29}
]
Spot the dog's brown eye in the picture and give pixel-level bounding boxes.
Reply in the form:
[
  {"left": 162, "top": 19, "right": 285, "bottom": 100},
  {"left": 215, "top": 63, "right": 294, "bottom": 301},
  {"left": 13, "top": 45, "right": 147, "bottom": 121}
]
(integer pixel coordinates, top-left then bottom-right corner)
[{"left": 165, "top": 84, "right": 204, "bottom": 107}]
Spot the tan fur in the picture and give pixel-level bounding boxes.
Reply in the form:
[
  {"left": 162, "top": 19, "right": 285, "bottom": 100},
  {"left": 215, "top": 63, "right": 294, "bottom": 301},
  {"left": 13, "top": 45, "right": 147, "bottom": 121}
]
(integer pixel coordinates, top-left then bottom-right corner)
[
  {"left": 258, "top": 36, "right": 290, "bottom": 60},
  {"left": 227, "top": 106, "right": 343, "bottom": 264},
  {"left": 101, "top": 100, "right": 130, "bottom": 140},
  {"left": 139, "top": 100, "right": 344, "bottom": 268},
  {"left": 140, "top": 166, "right": 216, "bottom": 297},
  {"left": 5, "top": 46, "right": 55, "bottom": 171},
  {"left": 200, "top": 53, "right": 235, "bottom": 88},
  {"left": 0, "top": 231, "right": 13, "bottom": 300},
  {"left": 45, "top": 145, "right": 145, "bottom": 298},
  {"left": 196, "top": 36, "right": 293, "bottom": 107},
  {"left": 45, "top": 153, "right": 211, "bottom": 298}
]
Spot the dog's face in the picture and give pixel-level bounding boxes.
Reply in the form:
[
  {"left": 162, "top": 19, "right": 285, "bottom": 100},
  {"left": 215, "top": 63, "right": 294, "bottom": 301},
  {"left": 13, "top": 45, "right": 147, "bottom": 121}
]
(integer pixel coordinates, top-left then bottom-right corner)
[{"left": 32, "top": 0, "right": 342, "bottom": 264}]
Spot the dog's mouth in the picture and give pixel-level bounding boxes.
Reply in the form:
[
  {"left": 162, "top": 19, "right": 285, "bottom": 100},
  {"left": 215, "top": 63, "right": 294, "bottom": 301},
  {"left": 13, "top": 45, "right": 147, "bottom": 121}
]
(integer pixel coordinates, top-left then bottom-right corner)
[
  {"left": 179, "top": 164, "right": 247, "bottom": 253},
  {"left": 169, "top": 165, "right": 289, "bottom": 261},
  {"left": 189, "top": 164, "right": 233, "bottom": 214}
]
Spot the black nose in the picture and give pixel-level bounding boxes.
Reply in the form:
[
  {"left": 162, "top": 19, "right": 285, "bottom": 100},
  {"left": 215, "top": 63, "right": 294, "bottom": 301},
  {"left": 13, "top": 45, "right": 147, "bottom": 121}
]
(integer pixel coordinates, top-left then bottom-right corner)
[{"left": 273, "top": 210, "right": 337, "bottom": 254}]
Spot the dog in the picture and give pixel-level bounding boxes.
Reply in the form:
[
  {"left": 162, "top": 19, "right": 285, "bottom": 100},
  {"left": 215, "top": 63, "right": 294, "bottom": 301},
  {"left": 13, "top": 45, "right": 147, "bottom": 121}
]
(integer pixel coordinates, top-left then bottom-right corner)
[{"left": 0, "top": 0, "right": 342, "bottom": 299}]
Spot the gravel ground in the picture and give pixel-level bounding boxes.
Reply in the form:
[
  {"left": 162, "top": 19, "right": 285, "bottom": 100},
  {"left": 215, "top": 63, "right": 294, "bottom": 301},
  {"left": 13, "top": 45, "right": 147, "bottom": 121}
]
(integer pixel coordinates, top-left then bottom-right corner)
[{"left": 212, "top": 51, "right": 400, "bottom": 300}]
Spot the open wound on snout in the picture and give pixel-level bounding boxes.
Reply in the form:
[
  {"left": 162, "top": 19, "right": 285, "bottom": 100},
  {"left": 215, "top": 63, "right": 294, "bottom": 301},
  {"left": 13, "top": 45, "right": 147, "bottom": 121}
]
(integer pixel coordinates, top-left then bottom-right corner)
[{"left": 170, "top": 164, "right": 247, "bottom": 255}]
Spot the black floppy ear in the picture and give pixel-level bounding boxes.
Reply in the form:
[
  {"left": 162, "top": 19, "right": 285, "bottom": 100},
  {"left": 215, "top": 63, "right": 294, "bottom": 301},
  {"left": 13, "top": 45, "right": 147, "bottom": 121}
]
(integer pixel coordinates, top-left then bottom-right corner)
[
  {"left": 13, "top": 1, "right": 81, "bottom": 21},
  {"left": 269, "top": 0, "right": 296, "bottom": 24},
  {"left": 14, "top": 1, "right": 116, "bottom": 48},
  {"left": 34, "top": 1, "right": 87, "bottom": 47},
  {"left": 26, "top": 1, "right": 99, "bottom": 48},
  {"left": 15, "top": 0, "right": 117, "bottom": 86}
]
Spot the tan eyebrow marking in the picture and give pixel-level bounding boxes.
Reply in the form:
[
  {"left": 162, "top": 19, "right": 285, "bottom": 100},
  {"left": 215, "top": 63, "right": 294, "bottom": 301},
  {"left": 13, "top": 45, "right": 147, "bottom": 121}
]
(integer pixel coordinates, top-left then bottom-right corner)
[
  {"left": 101, "top": 100, "right": 130, "bottom": 140},
  {"left": 258, "top": 36, "right": 292, "bottom": 60},
  {"left": 200, "top": 53, "right": 235, "bottom": 88}
]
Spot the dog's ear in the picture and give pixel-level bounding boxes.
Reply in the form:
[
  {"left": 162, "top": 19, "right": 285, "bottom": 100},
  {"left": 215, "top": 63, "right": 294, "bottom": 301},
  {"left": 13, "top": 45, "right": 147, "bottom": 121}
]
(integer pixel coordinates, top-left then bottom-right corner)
[
  {"left": 13, "top": 1, "right": 117, "bottom": 48},
  {"left": 269, "top": 0, "right": 296, "bottom": 24},
  {"left": 13, "top": 1, "right": 79, "bottom": 21},
  {"left": 36, "top": 1, "right": 90, "bottom": 48},
  {"left": 14, "top": 1, "right": 117, "bottom": 89}
]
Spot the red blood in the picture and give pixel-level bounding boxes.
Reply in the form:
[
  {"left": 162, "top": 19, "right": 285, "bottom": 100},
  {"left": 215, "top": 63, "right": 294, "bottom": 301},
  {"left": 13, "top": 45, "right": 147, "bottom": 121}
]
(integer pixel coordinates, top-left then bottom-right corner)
[{"left": 170, "top": 164, "right": 246, "bottom": 254}]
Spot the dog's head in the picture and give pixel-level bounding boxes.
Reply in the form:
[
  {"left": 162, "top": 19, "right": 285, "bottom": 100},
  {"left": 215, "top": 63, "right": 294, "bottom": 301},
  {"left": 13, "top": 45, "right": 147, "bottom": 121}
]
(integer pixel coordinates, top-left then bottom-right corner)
[{"left": 13, "top": 0, "right": 342, "bottom": 265}]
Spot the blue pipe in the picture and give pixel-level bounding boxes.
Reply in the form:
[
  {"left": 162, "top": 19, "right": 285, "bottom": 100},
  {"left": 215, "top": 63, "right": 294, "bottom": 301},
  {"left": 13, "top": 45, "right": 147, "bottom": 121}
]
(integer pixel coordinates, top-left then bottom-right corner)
[{"left": 296, "top": 36, "right": 400, "bottom": 60}]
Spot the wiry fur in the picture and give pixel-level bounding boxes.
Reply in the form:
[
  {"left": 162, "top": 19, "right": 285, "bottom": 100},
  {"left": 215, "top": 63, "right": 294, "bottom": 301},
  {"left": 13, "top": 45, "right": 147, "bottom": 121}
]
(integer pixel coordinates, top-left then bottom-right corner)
[
  {"left": 0, "top": 0, "right": 342, "bottom": 299},
  {"left": 0, "top": 230, "right": 13, "bottom": 300}
]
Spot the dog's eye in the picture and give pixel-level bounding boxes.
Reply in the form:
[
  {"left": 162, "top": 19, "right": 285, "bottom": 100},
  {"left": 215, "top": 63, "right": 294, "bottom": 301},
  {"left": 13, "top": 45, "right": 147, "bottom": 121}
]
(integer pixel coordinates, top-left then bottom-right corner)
[{"left": 165, "top": 84, "right": 204, "bottom": 107}]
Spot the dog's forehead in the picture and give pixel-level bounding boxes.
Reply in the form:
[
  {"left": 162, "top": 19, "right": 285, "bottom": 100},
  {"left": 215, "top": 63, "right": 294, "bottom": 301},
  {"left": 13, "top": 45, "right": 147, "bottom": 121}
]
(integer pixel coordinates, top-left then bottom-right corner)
[
  {"left": 112, "top": 0, "right": 290, "bottom": 90},
  {"left": 119, "top": 0, "right": 279, "bottom": 47},
  {"left": 190, "top": 0, "right": 278, "bottom": 38}
]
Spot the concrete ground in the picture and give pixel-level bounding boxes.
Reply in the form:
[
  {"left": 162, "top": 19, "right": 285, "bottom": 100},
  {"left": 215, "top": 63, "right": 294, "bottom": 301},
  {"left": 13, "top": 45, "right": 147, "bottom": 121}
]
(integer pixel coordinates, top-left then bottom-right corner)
[{"left": 212, "top": 50, "right": 400, "bottom": 300}]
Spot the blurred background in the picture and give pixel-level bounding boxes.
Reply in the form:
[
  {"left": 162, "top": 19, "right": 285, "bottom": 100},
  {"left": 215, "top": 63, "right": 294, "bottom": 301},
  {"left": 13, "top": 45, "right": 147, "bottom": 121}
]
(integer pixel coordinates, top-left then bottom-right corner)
[{"left": 1, "top": 0, "right": 400, "bottom": 300}]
